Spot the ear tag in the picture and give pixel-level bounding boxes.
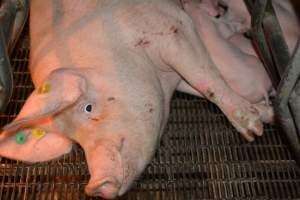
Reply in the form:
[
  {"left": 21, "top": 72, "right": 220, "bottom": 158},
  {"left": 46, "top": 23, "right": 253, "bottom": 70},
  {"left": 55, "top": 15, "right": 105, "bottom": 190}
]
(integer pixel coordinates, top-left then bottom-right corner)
[
  {"left": 38, "top": 83, "right": 51, "bottom": 94},
  {"left": 31, "top": 128, "right": 46, "bottom": 140},
  {"left": 15, "top": 131, "right": 28, "bottom": 144}
]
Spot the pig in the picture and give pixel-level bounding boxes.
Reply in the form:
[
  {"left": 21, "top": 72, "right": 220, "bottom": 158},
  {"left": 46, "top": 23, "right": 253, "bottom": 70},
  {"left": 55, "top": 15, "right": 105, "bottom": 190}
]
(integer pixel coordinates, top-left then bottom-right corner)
[
  {"left": 216, "top": 0, "right": 300, "bottom": 54},
  {"left": 181, "top": 0, "right": 273, "bottom": 105},
  {"left": 0, "top": 0, "right": 271, "bottom": 198},
  {"left": 228, "top": 33, "right": 258, "bottom": 57}
]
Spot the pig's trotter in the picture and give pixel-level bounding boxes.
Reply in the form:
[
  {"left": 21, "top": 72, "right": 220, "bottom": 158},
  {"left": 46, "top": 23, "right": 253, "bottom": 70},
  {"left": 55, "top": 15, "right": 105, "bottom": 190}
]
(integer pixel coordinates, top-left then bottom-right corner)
[
  {"left": 160, "top": 18, "right": 263, "bottom": 141},
  {"left": 254, "top": 101, "right": 275, "bottom": 124}
]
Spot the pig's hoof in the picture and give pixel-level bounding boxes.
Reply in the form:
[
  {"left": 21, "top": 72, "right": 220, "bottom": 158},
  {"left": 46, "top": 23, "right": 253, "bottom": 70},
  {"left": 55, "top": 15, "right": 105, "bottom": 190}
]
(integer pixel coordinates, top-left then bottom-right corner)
[
  {"left": 231, "top": 105, "right": 263, "bottom": 142},
  {"left": 254, "top": 103, "right": 275, "bottom": 124}
]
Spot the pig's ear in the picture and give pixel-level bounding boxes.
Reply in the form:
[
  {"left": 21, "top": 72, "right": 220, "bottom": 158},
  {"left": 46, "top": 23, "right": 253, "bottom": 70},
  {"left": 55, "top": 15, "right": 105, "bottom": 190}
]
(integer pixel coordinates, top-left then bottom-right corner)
[
  {"left": 0, "top": 68, "right": 85, "bottom": 162},
  {"left": 3, "top": 68, "right": 86, "bottom": 132},
  {"left": 0, "top": 128, "right": 73, "bottom": 162}
]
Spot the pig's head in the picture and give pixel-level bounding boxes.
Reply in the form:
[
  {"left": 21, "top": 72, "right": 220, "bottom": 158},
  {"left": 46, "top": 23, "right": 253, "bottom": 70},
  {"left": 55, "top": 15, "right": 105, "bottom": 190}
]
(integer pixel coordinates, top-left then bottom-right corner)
[{"left": 0, "top": 68, "right": 164, "bottom": 199}]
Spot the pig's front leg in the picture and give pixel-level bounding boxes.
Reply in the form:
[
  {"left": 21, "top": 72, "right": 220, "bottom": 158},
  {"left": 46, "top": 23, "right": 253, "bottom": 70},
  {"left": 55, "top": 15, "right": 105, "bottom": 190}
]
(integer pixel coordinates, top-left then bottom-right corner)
[
  {"left": 160, "top": 14, "right": 263, "bottom": 142},
  {"left": 177, "top": 80, "right": 274, "bottom": 124}
]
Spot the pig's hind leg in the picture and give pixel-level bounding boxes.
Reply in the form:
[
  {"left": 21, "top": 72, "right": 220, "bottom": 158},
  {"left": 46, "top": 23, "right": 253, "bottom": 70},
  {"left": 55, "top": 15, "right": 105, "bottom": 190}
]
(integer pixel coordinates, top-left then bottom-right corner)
[{"left": 160, "top": 15, "right": 263, "bottom": 141}]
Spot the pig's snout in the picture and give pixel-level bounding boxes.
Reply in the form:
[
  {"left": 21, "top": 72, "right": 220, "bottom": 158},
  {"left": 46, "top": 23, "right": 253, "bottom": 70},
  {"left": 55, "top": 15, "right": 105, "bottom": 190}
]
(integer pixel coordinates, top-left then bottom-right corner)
[
  {"left": 83, "top": 139, "right": 125, "bottom": 199},
  {"left": 85, "top": 176, "right": 121, "bottom": 199}
]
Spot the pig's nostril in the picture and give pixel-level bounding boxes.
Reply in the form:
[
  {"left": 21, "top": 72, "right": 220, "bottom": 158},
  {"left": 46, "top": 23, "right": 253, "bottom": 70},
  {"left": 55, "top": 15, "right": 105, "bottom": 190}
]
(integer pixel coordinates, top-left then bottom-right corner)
[{"left": 85, "top": 177, "right": 120, "bottom": 199}]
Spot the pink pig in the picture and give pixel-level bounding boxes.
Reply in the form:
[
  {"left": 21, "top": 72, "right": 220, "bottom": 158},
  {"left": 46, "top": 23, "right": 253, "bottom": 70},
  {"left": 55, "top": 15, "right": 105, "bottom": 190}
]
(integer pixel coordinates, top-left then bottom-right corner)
[
  {"left": 0, "top": 0, "right": 272, "bottom": 199},
  {"left": 218, "top": 0, "right": 300, "bottom": 53},
  {"left": 182, "top": 0, "right": 272, "bottom": 104}
]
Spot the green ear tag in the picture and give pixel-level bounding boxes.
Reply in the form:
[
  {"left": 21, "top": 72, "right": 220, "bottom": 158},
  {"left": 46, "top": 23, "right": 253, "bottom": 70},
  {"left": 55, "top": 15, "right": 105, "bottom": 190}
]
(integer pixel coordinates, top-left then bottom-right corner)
[
  {"left": 38, "top": 83, "right": 51, "bottom": 94},
  {"left": 15, "top": 132, "right": 28, "bottom": 144}
]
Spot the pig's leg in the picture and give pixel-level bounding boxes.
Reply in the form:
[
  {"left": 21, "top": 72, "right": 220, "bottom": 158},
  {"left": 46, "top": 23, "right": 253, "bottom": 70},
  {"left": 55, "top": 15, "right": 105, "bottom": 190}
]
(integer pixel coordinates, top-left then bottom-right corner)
[
  {"left": 177, "top": 80, "right": 274, "bottom": 124},
  {"left": 177, "top": 80, "right": 204, "bottom": 97},
  {"left": 254, "top": 102, "right": 274, "bottom": 124},
  {"left": 160, "top": 21, "right": 262, "bottom": 142}
]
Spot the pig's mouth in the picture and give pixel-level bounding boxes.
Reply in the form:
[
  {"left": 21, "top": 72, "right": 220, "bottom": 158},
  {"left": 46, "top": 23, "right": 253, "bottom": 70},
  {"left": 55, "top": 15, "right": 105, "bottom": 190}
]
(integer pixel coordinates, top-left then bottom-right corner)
[
  {"left": 83, "top": 138, "right": 147, "bottom": 199},
  {"left": 84, "top": 140, "right": 134, "bottom": 199},
  {"left": 85, "top": 176, "right": 123, "bottom": 199},
  {"left": 85, "top": 156, "right": 137, "bottom": 199},
  {"left": 85, "top": 157, "right": 125, "bottom": 199}
]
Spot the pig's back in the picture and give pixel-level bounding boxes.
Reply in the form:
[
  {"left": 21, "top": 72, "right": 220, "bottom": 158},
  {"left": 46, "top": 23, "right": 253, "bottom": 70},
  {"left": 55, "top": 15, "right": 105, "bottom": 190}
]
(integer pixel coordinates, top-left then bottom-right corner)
[{"left": 29, "top": 0, "right": 182, "bottom": 86}]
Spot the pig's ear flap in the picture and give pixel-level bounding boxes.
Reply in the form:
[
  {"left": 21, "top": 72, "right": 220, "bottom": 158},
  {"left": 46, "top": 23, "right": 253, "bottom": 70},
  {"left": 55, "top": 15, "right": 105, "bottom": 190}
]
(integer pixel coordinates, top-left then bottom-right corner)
[
  {"left": 3, "top": 68, "right": 86, "bottom": 132},
  {"left": 0, "top": 68, "right": 85, "bottom": 162},
  {"left": 0, "top": 128, "right": 73, "bottom": 162}
]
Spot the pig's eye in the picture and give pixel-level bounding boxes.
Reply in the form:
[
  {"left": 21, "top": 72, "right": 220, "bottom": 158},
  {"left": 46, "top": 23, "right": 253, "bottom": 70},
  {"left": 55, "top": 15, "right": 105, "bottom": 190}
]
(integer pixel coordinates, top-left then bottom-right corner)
[{"left": 84, "top": 104, "right": 93, "bottom": 113}]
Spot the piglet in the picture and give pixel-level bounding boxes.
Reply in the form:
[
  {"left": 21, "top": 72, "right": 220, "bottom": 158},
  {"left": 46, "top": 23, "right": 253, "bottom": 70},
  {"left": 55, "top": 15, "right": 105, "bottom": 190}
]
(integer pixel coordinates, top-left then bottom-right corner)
[
  {"left": 182, "top": 0, "right": 272, "bottom": 105},
  {"left": 0, "top": 0, "right": 268, "bottom": 198},
  {"left": 218, "top": 0, "right": 300, "bottom": 53}
]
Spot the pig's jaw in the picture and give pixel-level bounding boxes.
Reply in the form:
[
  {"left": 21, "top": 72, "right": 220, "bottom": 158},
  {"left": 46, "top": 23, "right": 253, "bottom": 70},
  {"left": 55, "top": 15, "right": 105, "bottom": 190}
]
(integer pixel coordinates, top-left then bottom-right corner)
[
  {"left": 85, "top": 158, "right": 146, "bottom": 199},
  {"left": 83, "top": 140, "right": 148, "bottom": 199},
  {"left": 117, "top": 159, "right": 147, "bottom": 196}
]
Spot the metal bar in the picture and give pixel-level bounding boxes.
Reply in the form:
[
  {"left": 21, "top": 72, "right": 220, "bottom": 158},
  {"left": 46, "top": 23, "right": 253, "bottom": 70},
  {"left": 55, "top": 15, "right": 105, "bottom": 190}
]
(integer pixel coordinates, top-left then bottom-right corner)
[
  {"left": 246, "top": 0, "right": 300, "bottom": 164},
  {"left": 250, "top": 0, "right": 281, "bottom": 87},
  {"left": 276, "top": 40, "right": 300, "bottom": 162},
  {"left": 262, "top": 0, "right": 290, "bottom": 76},
  {"left": 0, "top": 0, "right": 18, "bottom": 48},
  {"left": 0, "top": 29, "right": 13, "bottom": 113},
  {"left": 8, "top": 0, "right": 29, "bottom": 55}
]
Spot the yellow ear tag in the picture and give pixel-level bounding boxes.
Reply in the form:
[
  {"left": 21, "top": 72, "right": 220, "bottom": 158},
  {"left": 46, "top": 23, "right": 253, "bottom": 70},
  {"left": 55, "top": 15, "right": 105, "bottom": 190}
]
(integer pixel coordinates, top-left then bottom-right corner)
[
  {"left": 31, "top": 128, "right": 46, "bottom": 140},
  {"left": 38, "top": 83, "right": 51, "bottom": 94}
]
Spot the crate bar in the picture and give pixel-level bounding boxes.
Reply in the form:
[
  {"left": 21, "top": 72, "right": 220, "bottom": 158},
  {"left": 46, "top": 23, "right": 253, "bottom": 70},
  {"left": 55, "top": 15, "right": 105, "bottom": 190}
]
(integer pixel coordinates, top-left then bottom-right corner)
[{"left": 0, "top": 0, "right": 28, "bottom": 113}]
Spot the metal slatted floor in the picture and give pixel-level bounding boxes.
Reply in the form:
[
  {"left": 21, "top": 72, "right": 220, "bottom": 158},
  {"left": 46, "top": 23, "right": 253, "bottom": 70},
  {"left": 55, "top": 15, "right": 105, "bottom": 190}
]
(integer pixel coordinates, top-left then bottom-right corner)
[{"left": 0, "top": 29, "right": 299, "bottom": 200}]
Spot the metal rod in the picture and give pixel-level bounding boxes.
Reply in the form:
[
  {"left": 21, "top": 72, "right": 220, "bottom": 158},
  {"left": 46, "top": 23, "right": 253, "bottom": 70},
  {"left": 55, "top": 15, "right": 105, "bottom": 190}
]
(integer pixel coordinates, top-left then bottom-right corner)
[
  {"left": 0, "top": 0, "right": 29, "bottom": 113},
  {"left": 276, "top": 40, "right": 300, "bottom": 162},
  {"left": 262, "top": 0, "right": 290, "bottom": 77},
  {"left": 250, "top": 0, "right": 281, "bottom": 87}
]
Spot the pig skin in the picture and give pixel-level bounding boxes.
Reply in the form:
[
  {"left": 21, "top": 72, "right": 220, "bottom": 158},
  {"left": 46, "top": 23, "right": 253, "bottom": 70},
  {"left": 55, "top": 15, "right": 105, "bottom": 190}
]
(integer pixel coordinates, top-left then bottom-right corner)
[
  {"left": 217, "top": 0, "right": 300, "bottom": 54},
  {"left": 180, "top": 0, "right": 273, "bottom": 105},
  {"left": 0, "top": 0, "right": 271, "bottom": 198}
]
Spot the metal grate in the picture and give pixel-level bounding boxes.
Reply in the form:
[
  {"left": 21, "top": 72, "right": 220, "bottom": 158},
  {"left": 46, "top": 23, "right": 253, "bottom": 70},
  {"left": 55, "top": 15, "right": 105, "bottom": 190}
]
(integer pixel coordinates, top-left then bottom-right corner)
[{"left": 0, "top": 28, "right": 300, "bottom": 200}]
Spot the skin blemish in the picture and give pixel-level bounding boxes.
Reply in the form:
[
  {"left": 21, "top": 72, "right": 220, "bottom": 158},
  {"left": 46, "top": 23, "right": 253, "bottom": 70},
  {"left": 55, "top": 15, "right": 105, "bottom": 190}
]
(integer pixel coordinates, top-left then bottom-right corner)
[
  {"left": 107, "top": 97, "right": 116, "bottom": 102},
  {"left": 119, "top": 137, "right": 125, "bottom": 152},
  {"left": 206, "top": 89, "right": 215, "bottom": 99},
  {"left": 89, "top": 117, "right": 100, "bottom": 121},
  {"left": 170, "top": 26, "right": 178, "bottom": 33},
  {"left": 255, "top": 121, "right": 263, "bottom": 133},
  {"left": 135, "top": 39, "right": 151, "bottom": 48},
  {"left": 145, "top": 103, "right": 154, "bottom": 113},
  {"left": 149, "top": 108, "right": 154, "bottom": 113}
]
